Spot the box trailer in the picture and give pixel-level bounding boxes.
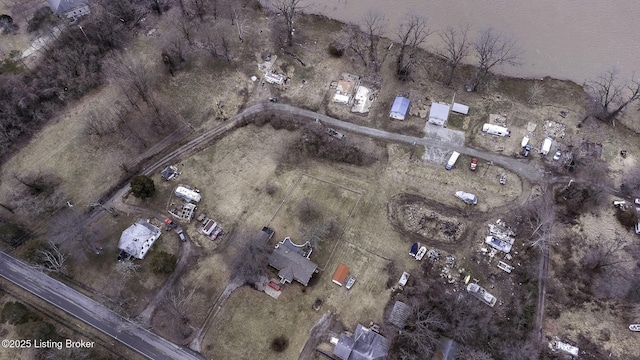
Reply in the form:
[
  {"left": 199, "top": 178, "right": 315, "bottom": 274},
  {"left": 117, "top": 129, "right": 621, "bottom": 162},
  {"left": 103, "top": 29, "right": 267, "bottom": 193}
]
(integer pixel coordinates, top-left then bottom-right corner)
[
  {"left": 445, "top": 151, "right": 460, "bottom": 170},
  {"left": 540, "top": 137, "right": 553, "bottom": 155},
  {"left": 482, "top": 123, "right": 510, "bottom": 137}
]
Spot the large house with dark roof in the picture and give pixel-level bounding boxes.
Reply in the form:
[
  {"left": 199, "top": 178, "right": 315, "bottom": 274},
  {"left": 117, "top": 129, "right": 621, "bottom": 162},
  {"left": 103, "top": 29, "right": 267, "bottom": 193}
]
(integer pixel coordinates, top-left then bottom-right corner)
[{"left": 268, "top": 237, "right": 317, "bottom": 286}]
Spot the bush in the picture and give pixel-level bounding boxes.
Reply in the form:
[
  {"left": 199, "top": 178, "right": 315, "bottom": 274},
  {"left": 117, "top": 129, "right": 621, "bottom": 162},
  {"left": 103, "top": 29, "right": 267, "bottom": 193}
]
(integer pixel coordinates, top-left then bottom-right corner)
[
  {"left": 615, "top": 207, "right": 637, "bottom": 228},
  {"left": 265, "top": 183, "right": 278, "bottom": 196},
  {"left": 0, "top": 222, "right": 29, "bottom": 247},
  {"left": 0, "top": 14, "right": 17, "bottom": 34},
  {"left": 16, "top": 320, "right": 58, "bottom": 341},
  {"left": 130, "top": 175, "right": 155, "bottom": 199},
  {"left": 150, "top": 251, "right": 177, "bottom": 274},
  {"left": 1, "top": 302, "right": 40, "bottom": 325},
  {"left": 270, "top": 336, "right": 289, "bottom": 352},
  {"left": 27, "top": 7, "right": 55, "bottom": 33},
  {"left": 328, "top": 41, "right": 345, "bottom": 57}
]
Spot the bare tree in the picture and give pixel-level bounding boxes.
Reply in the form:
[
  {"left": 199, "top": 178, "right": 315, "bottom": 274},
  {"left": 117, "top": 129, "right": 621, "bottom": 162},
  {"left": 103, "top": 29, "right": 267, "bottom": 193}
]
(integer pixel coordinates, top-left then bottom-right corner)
[
  {"left": 523, "top": 191, "right": 554, "bottom": 253},
  {"left": 165, "top": 285, "right": 196, "bottom": 320},
  {"left": 581, "top": 237, "right": 635, "bottom": 274},
  {"left": 271, "top": 0, "right": 302, "bottom": 46},
  {"left": 528, "top": 81, "right": 545, "bottom": 105},
  {"left": 438, "top": 24, "right": 471, "bottom": 86},
  {"left": 356, "top": 11, "right": 388, "bottom": 73},
  {"left": 297, "top": 197, "right": 321, "bottom": 223},
  {"left": 115, "top": 259, "right": 141, "bottom": 278},
  {"left": 107, "top": 54, "right": 155, "bottom": 107},
  {"left": 470, "top": 27, "right": 522, "bottom": 91},
  {"left": 395, "top": 13, "right": 432, "bottom": 80},
  {"left": 34, "top": 240, "right": 68, "bottom": 275},
  {"left": 585, "top": 67, "right": 640, "bottom": 123},
  {"left": 230, "top": 6, "right": 248, "bottom": 43},
  {"left": 229, "top": 230, "right": 271, "bottom": 285}
]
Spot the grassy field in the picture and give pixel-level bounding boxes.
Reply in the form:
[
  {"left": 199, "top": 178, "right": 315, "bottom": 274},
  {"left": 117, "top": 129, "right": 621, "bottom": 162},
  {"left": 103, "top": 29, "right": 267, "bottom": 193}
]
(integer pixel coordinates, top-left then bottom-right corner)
[
  {"left": 3, "top": 3, "right": 640, "bottom": 359},
  {"left": 267, "top": 173, "right": 361, "bottom": 269}
]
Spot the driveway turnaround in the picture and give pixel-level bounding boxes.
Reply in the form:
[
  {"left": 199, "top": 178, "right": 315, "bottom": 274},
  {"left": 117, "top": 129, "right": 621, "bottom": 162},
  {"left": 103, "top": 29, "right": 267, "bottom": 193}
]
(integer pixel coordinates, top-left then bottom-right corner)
[{"left": 0, "top": 252, "right": 204, "bottom": 360}]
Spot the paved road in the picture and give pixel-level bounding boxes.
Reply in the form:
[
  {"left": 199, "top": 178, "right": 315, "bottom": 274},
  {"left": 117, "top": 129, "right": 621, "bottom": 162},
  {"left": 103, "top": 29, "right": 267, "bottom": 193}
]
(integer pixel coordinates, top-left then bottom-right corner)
[{"left": 0, "top": 252, "right": 204, "bottom": 360}]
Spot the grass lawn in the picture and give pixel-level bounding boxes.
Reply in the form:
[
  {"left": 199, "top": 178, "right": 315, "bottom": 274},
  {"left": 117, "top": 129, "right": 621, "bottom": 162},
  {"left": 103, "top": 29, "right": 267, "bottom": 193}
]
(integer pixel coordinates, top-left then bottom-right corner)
[{"left": 267, "top": 174, "right": 361, "bottom": 270}]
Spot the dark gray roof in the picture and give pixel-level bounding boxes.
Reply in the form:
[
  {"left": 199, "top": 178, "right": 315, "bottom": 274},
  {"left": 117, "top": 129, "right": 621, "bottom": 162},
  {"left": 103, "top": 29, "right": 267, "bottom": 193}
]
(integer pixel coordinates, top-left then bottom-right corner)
[
  {"left": 268, "top": 245, "right": 317, "bottom": 286},
  {"left": 388, "top": 301, "right": 411, "bottom": 328},
  {"left": 47, "top": 0, "right": 88, "bottom": 13},
  {"left": 161, "top": 166, "right": 177, "bottom": 180},
  {"left": 333, "top": 324, "right": 389, "bottom": 360}
]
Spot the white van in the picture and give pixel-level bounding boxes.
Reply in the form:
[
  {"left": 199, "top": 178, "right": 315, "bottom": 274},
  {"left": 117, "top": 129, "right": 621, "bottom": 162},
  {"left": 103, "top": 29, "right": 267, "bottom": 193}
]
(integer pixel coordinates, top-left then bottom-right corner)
[{"left": 445, "top": 151, "right": 460, "bottom": 170}]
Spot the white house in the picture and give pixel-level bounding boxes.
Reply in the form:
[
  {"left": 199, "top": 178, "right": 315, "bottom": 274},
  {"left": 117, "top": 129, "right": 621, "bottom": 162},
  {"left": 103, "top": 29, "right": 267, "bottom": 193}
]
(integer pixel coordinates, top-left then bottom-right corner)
[
  {"left": 428, "top": 102, "right": 450, "bottom": 126},
  {"left": 118, "top": 220, "right": 161, "bottom": 260}
]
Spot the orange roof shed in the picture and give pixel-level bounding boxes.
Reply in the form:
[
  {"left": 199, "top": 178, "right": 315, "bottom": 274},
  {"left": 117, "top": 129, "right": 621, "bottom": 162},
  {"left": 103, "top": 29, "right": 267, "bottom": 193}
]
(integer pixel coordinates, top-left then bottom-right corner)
[{"left": 332, "top": 264, "right": 350, "bottom": 286}]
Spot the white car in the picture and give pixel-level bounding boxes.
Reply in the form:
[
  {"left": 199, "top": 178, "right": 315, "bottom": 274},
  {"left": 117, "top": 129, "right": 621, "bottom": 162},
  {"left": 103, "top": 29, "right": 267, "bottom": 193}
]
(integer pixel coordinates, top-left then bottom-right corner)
[
  {"left": 635, "top": 198, "right": 640, "bottom": 205},
  {"left": 553, "top": 151, "right": 561, "bottom": 161}
]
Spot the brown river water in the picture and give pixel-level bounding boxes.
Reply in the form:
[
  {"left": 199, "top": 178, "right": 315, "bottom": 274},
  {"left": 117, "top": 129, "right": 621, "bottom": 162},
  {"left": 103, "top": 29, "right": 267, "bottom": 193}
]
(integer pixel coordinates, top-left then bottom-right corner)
[{"left": 300, "top": 0, "right": 640, "bottom": 83}]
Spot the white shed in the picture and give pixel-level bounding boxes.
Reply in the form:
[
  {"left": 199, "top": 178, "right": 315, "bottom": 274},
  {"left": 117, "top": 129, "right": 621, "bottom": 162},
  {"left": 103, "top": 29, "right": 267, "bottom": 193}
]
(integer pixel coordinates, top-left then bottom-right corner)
[{"left": 451, "top": 102, "right": 469, "bottom": 115}]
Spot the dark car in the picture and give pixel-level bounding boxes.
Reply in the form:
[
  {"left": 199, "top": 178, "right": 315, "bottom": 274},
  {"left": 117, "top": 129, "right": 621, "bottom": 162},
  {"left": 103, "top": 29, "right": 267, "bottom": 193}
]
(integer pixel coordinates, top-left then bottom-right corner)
[{"left": 522, "top": 144, "right": 531, "bottom": 157}]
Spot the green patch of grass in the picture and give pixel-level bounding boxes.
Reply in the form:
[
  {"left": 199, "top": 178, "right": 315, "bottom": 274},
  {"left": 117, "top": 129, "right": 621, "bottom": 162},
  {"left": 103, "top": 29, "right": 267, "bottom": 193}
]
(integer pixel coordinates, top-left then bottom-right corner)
[{"left": 447, "top": 114, "right": 465, "bottom": 130}]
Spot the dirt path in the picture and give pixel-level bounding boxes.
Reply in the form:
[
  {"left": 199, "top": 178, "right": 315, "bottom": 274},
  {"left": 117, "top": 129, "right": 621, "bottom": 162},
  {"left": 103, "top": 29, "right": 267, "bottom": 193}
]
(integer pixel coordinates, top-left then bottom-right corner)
[{"left": 298, "top": 312, "right": 339, "bottom": 360}]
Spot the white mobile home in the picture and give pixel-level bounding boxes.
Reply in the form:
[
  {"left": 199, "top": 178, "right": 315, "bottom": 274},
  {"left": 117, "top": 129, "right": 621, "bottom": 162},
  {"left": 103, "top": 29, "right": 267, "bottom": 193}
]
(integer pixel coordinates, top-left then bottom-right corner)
[
  {"left": 175, "top": 186, "right": 201, "bottom": 203},
  {"left": 482, "top": 123, "right": 510, "bottom": 137}
]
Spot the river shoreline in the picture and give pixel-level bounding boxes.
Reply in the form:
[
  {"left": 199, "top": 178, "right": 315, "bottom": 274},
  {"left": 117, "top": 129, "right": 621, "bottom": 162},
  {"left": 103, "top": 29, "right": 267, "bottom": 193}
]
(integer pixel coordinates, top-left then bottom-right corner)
[{"left": 299, "top": 0, "right": 640, "bottom": 83}]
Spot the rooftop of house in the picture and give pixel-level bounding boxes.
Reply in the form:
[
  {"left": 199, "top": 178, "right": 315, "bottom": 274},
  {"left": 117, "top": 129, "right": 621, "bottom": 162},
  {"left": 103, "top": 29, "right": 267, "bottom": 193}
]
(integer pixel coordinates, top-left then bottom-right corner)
[
  {"left": 268, "top": 245, "right": 317, "bottom": 286},
  {"left": 333, "top": 324, "right": 389, "bottom": 360},
  {"left": 118, "top": 220, "right": 161, "bottom": 260},
  {"left": 47, "top": 0, "right": 88, "bottom": 14}
]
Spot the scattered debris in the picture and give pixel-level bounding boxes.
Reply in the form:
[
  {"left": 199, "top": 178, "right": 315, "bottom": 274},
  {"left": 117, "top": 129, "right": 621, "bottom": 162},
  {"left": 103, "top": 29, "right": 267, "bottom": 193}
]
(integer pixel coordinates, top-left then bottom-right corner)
[
  {"left": 549, "top": 337, "right": 579, "bottom": 357},
  {"left": 544, "top": 120, "right": 566, "bottom": 138},
  {"left": 489, "top": 114, "right": 507, "bottom": 125}
]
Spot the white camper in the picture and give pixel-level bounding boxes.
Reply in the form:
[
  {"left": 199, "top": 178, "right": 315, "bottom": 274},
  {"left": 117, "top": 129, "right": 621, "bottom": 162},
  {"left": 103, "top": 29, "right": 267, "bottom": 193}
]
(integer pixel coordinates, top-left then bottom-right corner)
[
  {"left": 540, "top": 137, "right": 553, "bottom": 155},
  {"left": 482, "top": 123, "right": 510, "bottom": 137},
  {"left": 445, "top": 151, "right": 460, "bottom": 170},
  {"left": 175, "top": 186, "right": 201, "bottom": 203}
]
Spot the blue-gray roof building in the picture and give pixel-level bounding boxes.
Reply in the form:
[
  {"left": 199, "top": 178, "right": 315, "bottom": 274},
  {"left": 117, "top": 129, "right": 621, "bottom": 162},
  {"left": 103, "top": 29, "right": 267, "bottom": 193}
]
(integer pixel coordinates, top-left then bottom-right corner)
[{"left": 389, "top": 96, "right": 410, "bottom": 120}]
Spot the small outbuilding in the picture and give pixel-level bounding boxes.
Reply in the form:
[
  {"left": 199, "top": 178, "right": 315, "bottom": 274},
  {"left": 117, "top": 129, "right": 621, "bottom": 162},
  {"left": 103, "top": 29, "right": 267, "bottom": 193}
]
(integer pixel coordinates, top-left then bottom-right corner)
[
  {"left": 161, "top": 165, "right": 178, "bottom": 181},
  {"left": 332, "top": 264, "right": 350, "bottom": 286},
  {"left": 388, "top": 301, "right": 412, "bottom": 328},
  {"left": 428, "top": 102, "right": 451, "bottom": 126},
  {"left": 389, "top": 96, "right": 410, "bottom": 120},
  {"left": 47, "top": 0, "right": 90, "bottom": 20}
]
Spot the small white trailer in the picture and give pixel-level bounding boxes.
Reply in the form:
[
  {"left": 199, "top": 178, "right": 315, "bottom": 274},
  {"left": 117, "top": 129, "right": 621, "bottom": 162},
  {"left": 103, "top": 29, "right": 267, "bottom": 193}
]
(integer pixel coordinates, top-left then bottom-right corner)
[{"left": 540, "top": 137, "right": 553, "bottom": 155}]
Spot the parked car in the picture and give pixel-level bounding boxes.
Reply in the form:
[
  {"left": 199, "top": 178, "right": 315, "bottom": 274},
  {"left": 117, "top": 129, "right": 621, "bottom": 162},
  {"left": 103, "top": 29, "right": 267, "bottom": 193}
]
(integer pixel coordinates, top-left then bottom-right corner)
[
  {"left": 177, "top": 230, "right": 186, "bottom": 242},
  {"left": 499, "top": 173, "right": 507, "bottom": 185},
  {"left": 164, "top": 218, "right": 177, "bottom": 228},
  {"left": 268, "top": 281, "right": 281, "bottom": 291},
  {"left": 635, "top": 198, "right": 640, "bottom": 205},
  {"left": 470, "top": 157, "right": 478, "bottom": 171},
  {"left": 269, "top": 97, "right": 278, "bottom": 103},
  {"left": 522, "top": 144, "right": 531, "bottom": 157},
  {"left": 613, "top": 200, "right": 626, "bottom": 208},
  {"left": 553, "top": 150, "right": 562, "bottom": 161},
  {"left": 327, "top": 128, "right": 345, "bottom": 139}
]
